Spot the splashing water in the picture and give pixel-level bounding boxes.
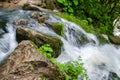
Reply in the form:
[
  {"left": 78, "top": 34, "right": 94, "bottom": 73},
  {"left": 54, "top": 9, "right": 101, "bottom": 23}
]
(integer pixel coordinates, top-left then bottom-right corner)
[{"left": 0, "top": 9, "right": 120, "bottom": 80}]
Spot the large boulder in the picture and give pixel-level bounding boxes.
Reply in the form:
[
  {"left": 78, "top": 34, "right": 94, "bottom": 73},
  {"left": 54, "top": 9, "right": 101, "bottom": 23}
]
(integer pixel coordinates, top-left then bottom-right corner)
[
  {"left": 16, "top": 27, "right": 63, "bottom": 57},
  {"left": 0, "top": 40, "right": 64, "bottom": 80},
  {"left": 108, "top": 35, "right": 120, "bottom": 44}
]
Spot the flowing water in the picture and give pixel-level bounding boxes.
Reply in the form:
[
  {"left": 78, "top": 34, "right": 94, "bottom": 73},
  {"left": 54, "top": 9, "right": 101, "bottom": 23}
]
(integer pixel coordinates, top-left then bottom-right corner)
[{"left": 0, "top": 9, "right": 120, "bottom": 80}]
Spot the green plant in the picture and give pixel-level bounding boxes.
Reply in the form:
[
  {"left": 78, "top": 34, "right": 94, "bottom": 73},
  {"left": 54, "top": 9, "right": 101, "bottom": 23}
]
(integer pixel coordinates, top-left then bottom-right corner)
[
  {"left": 51, "top": 57, "right": 89, "bottom": 80},
  {"left": 55, "top": 12, "right": 96, "bottom": 34},
  {"left": 38, "top": 44, "right": 89, "bottom": 80},
  {"left": 54, "top": 22, "right": 65, "bottom": 36},
  {"left": 38, "top": 44, "right": 53, "bottom": 58},
  {"left": 56, "top": 0, "right": 120, "bottom": 35},
  {"left": 57, "top": 0, "right": 78, "bottom": 13}
]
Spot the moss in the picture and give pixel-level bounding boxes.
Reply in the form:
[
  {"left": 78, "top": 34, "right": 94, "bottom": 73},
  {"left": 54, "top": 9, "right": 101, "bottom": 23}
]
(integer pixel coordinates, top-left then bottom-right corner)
[
  {"left": 0, "top": 17, "right": 7, "bottom": 33},
  {"left": 55, "top": 12, "right": 96, "bottom": 34},
  {"left": 109, "top": 72, "right": 120, "bottom": 80},
  {"left": 53, "top": 22, "right": 64, "bottom": 36},
  {"left": 46, "top": 22, "right": 65, "bottom": 36},
  {"left": 96, "top": 34, "right": 109, "bottom": 44}
]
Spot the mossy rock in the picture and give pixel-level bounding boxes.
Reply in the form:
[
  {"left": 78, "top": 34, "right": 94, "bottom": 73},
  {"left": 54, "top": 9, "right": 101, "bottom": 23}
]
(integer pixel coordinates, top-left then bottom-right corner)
[
  {"left": 0, "top": 17, "right": 7, "bottom": 31},
  {"left": 96, "top": 34, "right": 109, "bottom": 44},
  {"left": 108, "top": 72, "right": 120, "bottom": 80},
  {"left": 108, "top": 35, "right": 120, "bottom": 44},
  {"left": 45, "top": 22, "right": 64, "bottom": 36},
  {"left": 16, "top": 27, "right": 63, "bottom": 57}
]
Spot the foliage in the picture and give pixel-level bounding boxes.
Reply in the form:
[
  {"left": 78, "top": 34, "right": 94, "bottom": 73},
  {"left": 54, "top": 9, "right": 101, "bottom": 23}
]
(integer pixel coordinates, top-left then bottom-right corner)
[
  {"left": 51, "top": 57, "right": 89, "bottom": 80},
  {"left": 56, "top": 0, "right": 120, "bottom": 35},
  {"left": 50, "top": 22, "right": 65, "bottom": 36},
  {"left": 55, "top": 22, "right": 64, "bottom": 36},
  {"left": 39, "top": 44, "right": 89, "bottom": 80},
  {"left": 56, "top": 12, "right": 96, "bottom": 34},
  {"left": 57, "top": 0, "right": 78, "bottom": 13},
  {"left": 38, "top": 44, "right": 53, "bottom": 58}
]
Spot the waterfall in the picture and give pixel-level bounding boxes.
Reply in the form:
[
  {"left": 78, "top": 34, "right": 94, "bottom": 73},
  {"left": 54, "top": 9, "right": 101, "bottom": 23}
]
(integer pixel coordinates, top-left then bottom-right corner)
[
  {"left": 0, "top": 9, "right": 120, "bottom": 80},
  {"left": 46, "top": 14, "right": 120, "bottom": 80}
]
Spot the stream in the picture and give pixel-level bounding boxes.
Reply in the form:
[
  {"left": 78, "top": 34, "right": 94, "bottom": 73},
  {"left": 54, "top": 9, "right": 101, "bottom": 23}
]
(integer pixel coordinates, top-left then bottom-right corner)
[{"left": 0, "top": 9, "right": 120, "bottom": 80}]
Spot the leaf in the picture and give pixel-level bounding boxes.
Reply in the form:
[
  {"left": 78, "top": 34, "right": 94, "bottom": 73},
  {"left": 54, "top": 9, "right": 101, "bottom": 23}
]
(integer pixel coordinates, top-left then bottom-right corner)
[
  {"left": 68, "top": 7, "right": 74, "bottom": 13},
  {"left": 57, "top": 0, "right": 64, "bottom": 3},
  {"left": 73, "top": 0, "right": 79, "bottom": 6}
]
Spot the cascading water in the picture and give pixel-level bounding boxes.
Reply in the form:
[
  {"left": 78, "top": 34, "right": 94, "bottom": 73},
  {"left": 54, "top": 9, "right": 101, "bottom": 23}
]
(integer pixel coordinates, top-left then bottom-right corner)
[
  {"left": 46, "top": 14, "right": 120, "bottom": 80},
  {"left": 0, "top": 9, "right": 120, "bottom": 80}
]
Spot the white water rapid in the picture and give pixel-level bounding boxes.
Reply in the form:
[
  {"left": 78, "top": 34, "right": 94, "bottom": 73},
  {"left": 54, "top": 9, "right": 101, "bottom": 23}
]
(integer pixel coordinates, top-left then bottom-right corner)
[{"left": 0, "top": 9, "right": 120, "bottom": 80}]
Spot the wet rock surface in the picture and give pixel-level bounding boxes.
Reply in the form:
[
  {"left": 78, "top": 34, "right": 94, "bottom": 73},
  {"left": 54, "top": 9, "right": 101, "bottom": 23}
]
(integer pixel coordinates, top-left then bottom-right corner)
[
  {"left": 0, "top": 40, "right": 64, "bottom": 80},
  {"left": 16, "top": 27, "right": 63, "bottom": 57},
  {"left": 13, "top": 18, "right": 28, "bottom": 26},
  {"left": 108, "top": 35, "right": 120, "bottom": 44}
]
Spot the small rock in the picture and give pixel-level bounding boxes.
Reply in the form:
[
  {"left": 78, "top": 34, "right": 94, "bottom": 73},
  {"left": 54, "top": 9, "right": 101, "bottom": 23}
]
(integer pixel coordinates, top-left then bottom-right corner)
[
  {"left": 29, "top": 12, "right": 38, "bottom": 18},
  {"left": 13, "top": 18, "right": 28, "bottom": 25},
  {"left": 38, "top": 15, "right": 46, "bottom": 23}
]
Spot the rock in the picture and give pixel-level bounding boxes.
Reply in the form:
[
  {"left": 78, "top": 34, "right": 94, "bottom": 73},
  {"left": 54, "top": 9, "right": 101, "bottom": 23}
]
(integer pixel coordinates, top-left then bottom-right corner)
[
  {"left": 45, "top": 22, "right": 64, "bottom": 36},
  {"left": 22, "top": 3, "right": 40, "bottom": 11},
  {"left": 0, "top": 17, "right": 8, "bottom": 33},
  {"left": 0, "top": 0, "right": 28, "bottom": 10},
  {"left": 29, "top": 12, "right": 46, "bottom": 24},
  {"left": 13, "top": 18, "right": 28, "bottom": 26},
  {"left": 0, "top": 18, "right": 7, "bottom": 28},
  {"left": 96, "top": 34, "right": 109, "bottom": 44},
  {"left": 16, "top": 27, "right": 63, "bottom": 57},
  {"left": 27, "top": 0, "right": 58, "bottom": 10},
  {"left": 29, "top": 12, "right": 38, "bottom": 18},
  {"left": 28, "top": 0, "right": 42, "bottom": 6},
  {"left": 108, "top": 35, "right": 120, "bottom": 44},
  {"left": 108, "top": 72, "right": 120, "bottom": 80},
  {"left": 0, "top": 40, "right": 64, "bottom": 80},
  {"left": 38, "top": 15, "right": 46, "bottom": 23}
]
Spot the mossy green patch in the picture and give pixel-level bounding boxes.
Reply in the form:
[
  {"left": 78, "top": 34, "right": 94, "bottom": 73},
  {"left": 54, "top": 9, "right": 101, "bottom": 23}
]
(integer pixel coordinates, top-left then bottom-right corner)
[
  {"left": 46, "top": 22, "right": 65, "bottom": 36},
  {"left": 55, "top": 12, "right": 96, "bottom": 34},
  {"left": 96, "top": 34, "right": 109, "bottom": 44}
]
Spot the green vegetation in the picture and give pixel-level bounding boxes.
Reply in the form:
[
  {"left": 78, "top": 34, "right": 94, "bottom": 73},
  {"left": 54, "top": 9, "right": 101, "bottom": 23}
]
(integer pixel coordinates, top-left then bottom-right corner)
[
  {"left": 38, "top": 44, "right": 53, "bottom": 58},
  {"left": 52, "top": 57, "right": 89, "bottom": 80},
  {"left": 56, "top": 0, "right": 120, "bottom": 35},
  {"left": 53, "top": 22, "right": 65, "bottom": 36},
  {"left": 56, "top": 13, "right": 96, "bottom": 34},
  {"left": 39, "top": 44, "right": 89, "bottom": 80},
  {"left": 47, "top": 22, "right": 65, "bottom": 36}
]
